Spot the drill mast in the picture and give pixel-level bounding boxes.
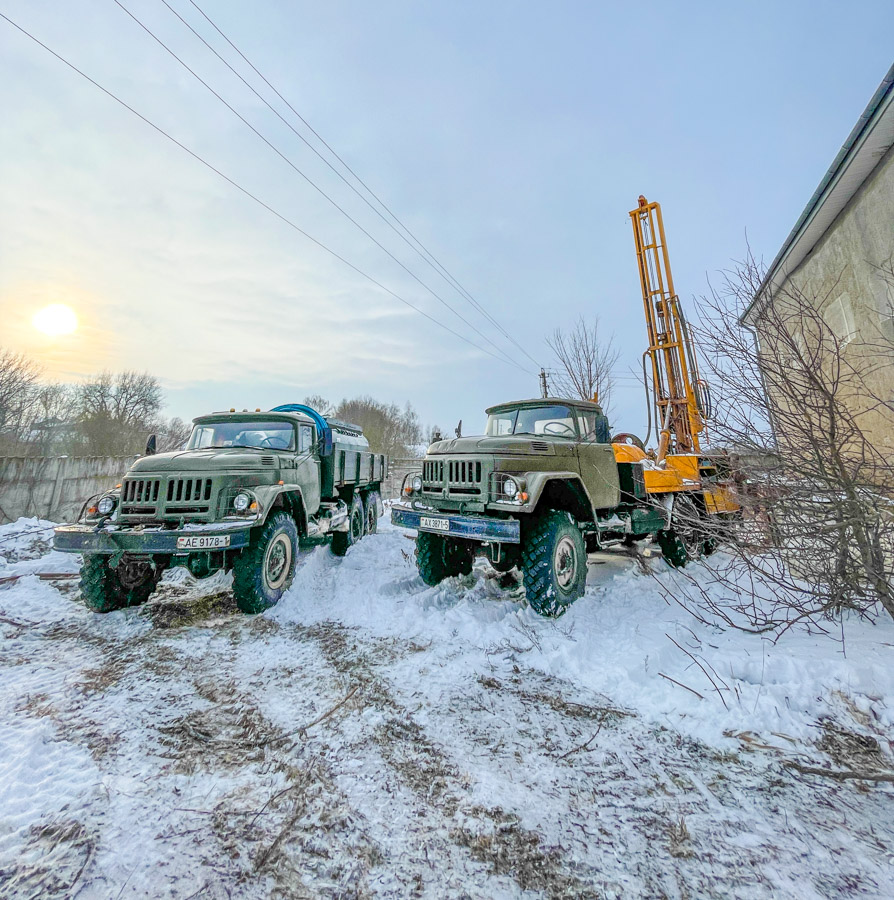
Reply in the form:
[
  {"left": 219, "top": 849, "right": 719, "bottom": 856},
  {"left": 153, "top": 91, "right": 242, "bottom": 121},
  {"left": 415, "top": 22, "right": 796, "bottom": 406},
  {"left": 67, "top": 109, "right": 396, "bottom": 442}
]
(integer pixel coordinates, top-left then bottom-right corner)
[{"left": 629, "top": 196, "right": 707, "bottom": 459}]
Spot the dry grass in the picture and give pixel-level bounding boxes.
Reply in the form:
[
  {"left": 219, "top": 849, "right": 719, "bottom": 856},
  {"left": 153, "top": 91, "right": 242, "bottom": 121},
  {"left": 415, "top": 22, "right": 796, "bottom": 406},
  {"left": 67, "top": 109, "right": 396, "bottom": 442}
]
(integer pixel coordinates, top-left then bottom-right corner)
[
  {"left": 0, "top": 818, "right": 96, "bottom": 899},
  {"left": 452, "top": 806, "right": 600, "bottom": 899}
]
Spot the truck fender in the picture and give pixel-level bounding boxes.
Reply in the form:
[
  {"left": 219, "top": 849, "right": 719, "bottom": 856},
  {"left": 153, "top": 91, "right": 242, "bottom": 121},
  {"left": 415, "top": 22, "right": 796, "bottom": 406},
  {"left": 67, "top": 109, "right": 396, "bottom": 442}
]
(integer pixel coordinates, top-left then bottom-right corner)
[
  {"left": 523, "top": 472, "right": 596, "bottom": 524},
  {"left": 258, "top": 486, "right": 308, "bottom": 536}
]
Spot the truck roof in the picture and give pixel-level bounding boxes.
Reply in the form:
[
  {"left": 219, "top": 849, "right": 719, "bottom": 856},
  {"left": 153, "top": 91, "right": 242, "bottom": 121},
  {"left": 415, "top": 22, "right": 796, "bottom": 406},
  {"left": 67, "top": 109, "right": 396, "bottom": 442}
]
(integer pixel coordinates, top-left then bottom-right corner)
[
  {"left": 485, "top": 397, "right": 606, "bottom": 415},
  {"left": 193, "top": 409, "right": 365, "bottom": 439},
  {"left": 195, "top": 410, "right": 315, "bottom": 425}
]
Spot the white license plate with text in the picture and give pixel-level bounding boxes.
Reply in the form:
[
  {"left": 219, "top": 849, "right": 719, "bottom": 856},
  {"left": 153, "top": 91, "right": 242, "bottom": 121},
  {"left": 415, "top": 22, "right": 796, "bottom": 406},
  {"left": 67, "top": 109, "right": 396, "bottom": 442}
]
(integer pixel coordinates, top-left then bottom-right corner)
[
  {"left": 420, "top": 516, "right": 450, "bottom": 532},
  {"left": 176, "top": 535, "right": 231, "bottom": 550}
]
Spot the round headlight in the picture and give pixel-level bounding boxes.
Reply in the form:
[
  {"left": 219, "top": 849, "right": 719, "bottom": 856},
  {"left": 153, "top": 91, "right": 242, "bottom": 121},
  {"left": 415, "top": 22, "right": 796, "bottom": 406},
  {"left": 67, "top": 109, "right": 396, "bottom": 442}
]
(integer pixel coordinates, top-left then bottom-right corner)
[
  {"left": 233, "top": 492, "right": 251, "bottom": 511},
  {"left": 97, "top": 496, "right": 116, "bottom": 515},
  {"left": 412, "top": 475, "right": 423, "bottom": 493},
  {"left": 503, "top": 477, "right": 519, "bottom": 498}
]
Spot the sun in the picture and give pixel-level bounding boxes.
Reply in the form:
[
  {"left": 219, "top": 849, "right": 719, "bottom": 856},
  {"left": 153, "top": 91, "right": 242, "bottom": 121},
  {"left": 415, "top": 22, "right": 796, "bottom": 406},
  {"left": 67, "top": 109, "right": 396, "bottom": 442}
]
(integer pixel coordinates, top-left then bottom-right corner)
[{"left": 32, "top": 304, "right": 78, "bottom": 337}]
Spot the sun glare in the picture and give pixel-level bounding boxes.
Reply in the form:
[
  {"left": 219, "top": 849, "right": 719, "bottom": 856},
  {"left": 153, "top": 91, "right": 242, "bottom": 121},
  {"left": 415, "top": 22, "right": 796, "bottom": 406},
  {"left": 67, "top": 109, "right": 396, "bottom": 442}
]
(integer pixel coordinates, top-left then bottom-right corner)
[{"left": 32, "top": 303, "right": 78, "bottom": 337}]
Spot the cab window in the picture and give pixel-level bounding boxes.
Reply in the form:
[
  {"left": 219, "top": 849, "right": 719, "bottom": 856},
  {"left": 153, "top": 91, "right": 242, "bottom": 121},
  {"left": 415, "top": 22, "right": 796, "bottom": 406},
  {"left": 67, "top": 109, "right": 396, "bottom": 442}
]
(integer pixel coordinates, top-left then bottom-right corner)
[
  {"left": 576, "top": 410, "right": 610, "bottom": 443},
  {"left": 486, "top": 410, "right": 517, "bottom": 435},
  {"left": 299, "top": 424, "right": 315, "bottom": 452},
  {"left": 514, "top": 405, "right": 577, "bottom": 437},
  {"left": 485, "top": 405, "right": 577, "bottom": 437},
  {"left": 186, "top": 420, "right": 296, "bottom": 451}
]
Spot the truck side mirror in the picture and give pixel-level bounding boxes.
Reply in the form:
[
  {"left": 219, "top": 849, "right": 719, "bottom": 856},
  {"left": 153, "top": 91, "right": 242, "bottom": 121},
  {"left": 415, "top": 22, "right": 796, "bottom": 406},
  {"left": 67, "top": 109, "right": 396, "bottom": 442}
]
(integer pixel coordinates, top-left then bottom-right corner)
[{"left": 145, "top": 434, "right": 157, "bottom": 456}]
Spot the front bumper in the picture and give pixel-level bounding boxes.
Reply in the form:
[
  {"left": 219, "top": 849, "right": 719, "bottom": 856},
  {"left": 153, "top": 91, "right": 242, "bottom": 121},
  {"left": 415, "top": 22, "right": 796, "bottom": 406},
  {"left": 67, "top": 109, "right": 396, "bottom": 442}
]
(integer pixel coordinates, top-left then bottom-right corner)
[
  {"left": 390, "top": 504, "right": 520, "bottom": 544},
  {"left": 53, "top": 521, "right": 253, "bottom": 555}
]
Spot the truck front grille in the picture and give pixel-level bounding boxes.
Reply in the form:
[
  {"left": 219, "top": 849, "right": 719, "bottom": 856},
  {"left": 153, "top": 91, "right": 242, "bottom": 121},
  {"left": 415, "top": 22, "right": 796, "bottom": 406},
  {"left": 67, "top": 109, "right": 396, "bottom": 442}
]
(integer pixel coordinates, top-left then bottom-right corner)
[
  {"left": 422, "top": 458, "right": 483, "bottom": 497},
  {"left": 166, "top": 478, "right": 213, "bottom": 503},
  {"left": 423, "top": 460, "right": 444, "bottom": 484},
  {"left": 123, "top": 479, "right": 161, "bottom": 503},
  {"left": 119, "top": 476, "right": 215, "bottom": 523}
]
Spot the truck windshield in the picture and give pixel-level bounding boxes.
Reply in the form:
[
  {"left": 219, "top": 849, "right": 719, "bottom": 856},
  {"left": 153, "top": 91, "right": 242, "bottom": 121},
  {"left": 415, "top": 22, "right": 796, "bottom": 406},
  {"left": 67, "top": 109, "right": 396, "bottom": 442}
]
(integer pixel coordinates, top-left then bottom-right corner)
[
  {"left": 187, "top": 420, "right": 296, "bottom": 451},
  {"left": 485, "top": 405, "right": 578, "bottom": 437}
]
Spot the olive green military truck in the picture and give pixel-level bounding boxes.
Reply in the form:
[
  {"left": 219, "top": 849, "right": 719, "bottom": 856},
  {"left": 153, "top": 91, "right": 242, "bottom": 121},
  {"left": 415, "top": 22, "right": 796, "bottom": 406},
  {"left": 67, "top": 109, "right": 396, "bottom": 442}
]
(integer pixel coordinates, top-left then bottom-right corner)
[
  {"left": 391, "top": 397, "right": 681, "bottom": 617},
  {"left": 54, "top": 404, "right": 386, "bottom": 614}
]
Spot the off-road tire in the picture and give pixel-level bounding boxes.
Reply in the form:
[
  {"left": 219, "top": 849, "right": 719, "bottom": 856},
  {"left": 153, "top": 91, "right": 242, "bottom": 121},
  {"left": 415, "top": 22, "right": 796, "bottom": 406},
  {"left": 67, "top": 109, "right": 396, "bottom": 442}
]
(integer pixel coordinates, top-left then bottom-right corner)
[
  {"left": 521, "top": 510, "right": 587, "bottom": 617},
  {"left": 363, "top": 490, "right": 381, "bottom": 536},
  {"left": 331, "top": 494, "right": 365, "bottom": 557},
  {"left": 656, "top": 529, "right": 688, "bottom": 568},
  {"left": 233, "top": 512, "right": 298, "bottom": 614},
  {"left": 415, "top": 532, "right": 475, "bottom": 586},
  {"left": 658, "top": 495, "right": 704, "bottom": 568},
  {"left": 79, "top": 554, "right": 161, "bottom": 613}
]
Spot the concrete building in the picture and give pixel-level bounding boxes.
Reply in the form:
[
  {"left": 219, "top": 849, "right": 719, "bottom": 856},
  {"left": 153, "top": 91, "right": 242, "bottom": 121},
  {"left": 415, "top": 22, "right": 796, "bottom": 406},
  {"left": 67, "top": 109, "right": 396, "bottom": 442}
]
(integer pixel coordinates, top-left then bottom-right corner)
[{"left": 742, "top": 63, "right": 894, "bottom": 450}]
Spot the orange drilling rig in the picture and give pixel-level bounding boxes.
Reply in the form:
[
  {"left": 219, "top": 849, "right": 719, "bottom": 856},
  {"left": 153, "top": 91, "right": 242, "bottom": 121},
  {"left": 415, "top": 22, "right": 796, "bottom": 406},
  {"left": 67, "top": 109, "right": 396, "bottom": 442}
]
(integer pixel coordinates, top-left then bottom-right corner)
[{"left": 613, "top": 196, "right": 739, "bottom": 536}]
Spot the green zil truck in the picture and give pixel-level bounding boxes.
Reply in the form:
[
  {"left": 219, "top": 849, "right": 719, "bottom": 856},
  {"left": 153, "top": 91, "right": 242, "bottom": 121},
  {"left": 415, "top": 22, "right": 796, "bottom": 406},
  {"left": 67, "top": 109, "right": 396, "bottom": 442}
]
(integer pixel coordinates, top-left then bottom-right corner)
[
  {"left": 391, "top": 397, "right": 676, "bottom": 617},
  {"left": 54, "top": 405, "right": 386, "bottom": 614}
]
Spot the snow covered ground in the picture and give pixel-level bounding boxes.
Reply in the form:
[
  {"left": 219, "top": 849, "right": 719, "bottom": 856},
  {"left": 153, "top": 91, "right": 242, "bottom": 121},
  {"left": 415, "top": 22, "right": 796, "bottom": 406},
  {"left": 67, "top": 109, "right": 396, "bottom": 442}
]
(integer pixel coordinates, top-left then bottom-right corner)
[{"left": 2, "top": 514, "right": 894, "bottom": 898}]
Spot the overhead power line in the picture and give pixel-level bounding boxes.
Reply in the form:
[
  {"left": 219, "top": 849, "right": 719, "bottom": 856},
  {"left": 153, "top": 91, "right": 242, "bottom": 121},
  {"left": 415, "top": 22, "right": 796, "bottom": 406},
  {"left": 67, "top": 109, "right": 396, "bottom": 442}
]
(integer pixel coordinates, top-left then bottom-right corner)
[
  {"left": 0, "top": 11, "right": 528, "bottom": 374},
  {"left": 167, "top": 0, "right": 537, "bottom": 367},
  {"left": 112, "top": 0, "right": 528, "bottom": 375},
  {"left": 180, "top": 0, "right": 543, "bottom": 370}
]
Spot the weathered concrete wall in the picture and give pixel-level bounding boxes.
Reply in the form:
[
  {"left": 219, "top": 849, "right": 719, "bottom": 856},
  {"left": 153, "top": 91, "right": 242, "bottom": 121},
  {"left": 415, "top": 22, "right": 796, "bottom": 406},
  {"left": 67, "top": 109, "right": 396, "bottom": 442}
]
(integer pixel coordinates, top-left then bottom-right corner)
[
  {"left": 760, "top": 146, "right": 894, "bottom": 449},
  {"left": 382, "top": 457, "right": 422, "bottom": 500},
  {"left": 0, "top": 456, "right": 137, "bottom": 525}
]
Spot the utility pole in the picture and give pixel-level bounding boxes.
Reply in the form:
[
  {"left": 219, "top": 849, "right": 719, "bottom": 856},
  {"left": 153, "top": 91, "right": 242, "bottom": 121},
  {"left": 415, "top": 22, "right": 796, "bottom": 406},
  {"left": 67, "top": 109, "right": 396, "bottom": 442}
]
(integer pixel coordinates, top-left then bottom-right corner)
[{"left": 539, "top": 369, "right": 549, "bottom": 399}]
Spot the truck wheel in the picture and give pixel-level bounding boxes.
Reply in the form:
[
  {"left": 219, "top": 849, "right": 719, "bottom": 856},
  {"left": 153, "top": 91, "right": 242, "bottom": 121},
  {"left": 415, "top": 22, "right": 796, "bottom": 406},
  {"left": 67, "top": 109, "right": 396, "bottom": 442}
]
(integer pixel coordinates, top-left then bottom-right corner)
[
  {"left": 363, "top": 490, "right": 381, "bottom": 535},
  {"left": 80, "top": 554, "right": 161, "bottom": 613},
  {"left": 658, "top": 495, "right": 704, "bottom": 568},
  {"left": 656, "top": 529, "right": 688, "bottom": 567},
  {"left": 415, "top": 532, "right": 475, "bottom": 586},
  {"left": 521, "top": 511, "right": 587, "bottom": 617},
  {"left": 233, "top": 512, "right": 297, "bottom": 614},
  {"left": 331, "top": 494, "right": 365, "bottom": 557}
]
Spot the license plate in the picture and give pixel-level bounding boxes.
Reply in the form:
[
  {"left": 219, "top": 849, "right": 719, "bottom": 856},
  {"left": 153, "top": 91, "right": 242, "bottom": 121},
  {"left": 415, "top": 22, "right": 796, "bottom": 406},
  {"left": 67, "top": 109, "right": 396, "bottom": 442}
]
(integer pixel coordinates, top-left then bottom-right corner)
[
  {"left": 176, "top": 535, "right": 231, "bottom": 550},
  {"left": 420, "top": 516, "right": 450, "bottom": 532}
]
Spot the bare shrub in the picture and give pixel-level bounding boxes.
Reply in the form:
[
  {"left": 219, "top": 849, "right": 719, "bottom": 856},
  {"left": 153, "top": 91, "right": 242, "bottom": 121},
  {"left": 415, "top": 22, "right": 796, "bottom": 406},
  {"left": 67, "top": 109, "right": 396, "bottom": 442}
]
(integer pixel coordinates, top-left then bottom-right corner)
[{"left": 658, "top": 249, "right": 894, "bottom": 630}]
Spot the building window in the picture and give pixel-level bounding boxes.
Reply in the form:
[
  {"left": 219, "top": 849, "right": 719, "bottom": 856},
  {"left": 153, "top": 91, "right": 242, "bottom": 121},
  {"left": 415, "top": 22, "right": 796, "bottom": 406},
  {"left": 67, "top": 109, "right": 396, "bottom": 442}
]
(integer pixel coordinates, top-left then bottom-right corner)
[{"left": 823, "top": 293, "right": 857, "bottom": 346}]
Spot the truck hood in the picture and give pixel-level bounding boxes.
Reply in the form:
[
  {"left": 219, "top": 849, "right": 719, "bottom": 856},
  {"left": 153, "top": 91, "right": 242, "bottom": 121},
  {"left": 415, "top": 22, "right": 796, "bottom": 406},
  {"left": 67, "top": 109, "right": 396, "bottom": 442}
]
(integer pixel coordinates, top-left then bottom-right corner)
[
  {"left": 128, "top": 449, "right": 277, "bottom": 473},
  {"left": 427, "top": 436, "right": 559, "bottom": 456}
]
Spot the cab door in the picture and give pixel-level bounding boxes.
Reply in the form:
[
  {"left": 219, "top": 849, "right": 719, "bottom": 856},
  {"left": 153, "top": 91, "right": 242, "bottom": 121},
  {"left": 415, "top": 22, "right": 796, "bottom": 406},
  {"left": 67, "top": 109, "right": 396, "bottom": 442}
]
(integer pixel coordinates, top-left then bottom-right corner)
[
  {"left": 574, "top": 410, "right": 620, "bottom": 510},
  {"left": 295, "top": 423, "right": 321, "bottom": 514}
]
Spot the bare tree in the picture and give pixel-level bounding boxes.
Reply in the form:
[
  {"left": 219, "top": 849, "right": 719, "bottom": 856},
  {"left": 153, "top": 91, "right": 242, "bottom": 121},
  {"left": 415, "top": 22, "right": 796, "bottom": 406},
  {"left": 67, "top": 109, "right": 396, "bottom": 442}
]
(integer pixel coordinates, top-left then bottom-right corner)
[
  {"left": 75, "top": 371, "right": 164, "bottom": 455},
  {"left": 157, "top": 416, "right": 192, "bottom": 453},
  {"left": 335, "top": 396, "right": 423, "bottom": 458},
  {"left": 0, "top": 349, "right": 41, "bottom": 450},
  {"left": 26, "top": 383, "right": 79, "bottom": 455},
  {"left": 302, "top": 394, "right": 334, "bottom": 417},
  {"left": 547, "top": 317, "right": 619, "bottom": 411},
  {"left": 657, "top": 249, "right": 894, "bottom": 630}
]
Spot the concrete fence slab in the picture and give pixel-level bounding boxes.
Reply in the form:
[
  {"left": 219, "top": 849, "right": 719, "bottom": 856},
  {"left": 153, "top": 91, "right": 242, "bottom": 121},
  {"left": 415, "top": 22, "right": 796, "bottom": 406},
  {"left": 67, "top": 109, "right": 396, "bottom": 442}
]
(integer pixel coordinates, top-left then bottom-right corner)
[{"left": 0, "top": 456, "right": 138, "bottom": 525}]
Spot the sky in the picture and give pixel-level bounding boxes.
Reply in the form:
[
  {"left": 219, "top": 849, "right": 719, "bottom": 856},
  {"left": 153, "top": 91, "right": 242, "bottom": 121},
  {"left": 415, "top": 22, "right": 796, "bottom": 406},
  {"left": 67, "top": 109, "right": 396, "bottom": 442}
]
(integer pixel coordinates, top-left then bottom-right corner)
[{"left": 1, "top": 0, "right": 893, "bottom": 440}]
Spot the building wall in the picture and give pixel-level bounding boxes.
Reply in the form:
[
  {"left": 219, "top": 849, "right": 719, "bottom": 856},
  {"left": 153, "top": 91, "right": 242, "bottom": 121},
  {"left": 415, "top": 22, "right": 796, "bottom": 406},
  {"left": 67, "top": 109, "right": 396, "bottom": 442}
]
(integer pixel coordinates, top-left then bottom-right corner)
[{"left": 757, "top": 146, "right": 894, "bottom": 450}]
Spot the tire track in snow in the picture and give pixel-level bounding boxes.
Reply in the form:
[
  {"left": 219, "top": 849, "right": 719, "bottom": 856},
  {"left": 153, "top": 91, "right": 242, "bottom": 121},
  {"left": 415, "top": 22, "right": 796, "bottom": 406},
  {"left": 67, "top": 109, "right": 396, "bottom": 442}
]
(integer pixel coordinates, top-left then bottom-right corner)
[{"left": 294, "top": 619, "right": 602, "bottom": 899}]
